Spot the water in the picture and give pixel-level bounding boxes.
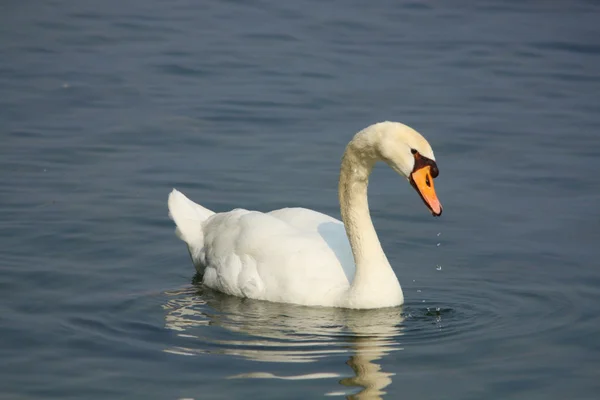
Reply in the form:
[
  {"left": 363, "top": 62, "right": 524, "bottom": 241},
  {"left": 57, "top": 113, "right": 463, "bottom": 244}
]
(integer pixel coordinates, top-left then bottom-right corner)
[{"left": 1, "top": 0, "right": 600, "bottom": 398}]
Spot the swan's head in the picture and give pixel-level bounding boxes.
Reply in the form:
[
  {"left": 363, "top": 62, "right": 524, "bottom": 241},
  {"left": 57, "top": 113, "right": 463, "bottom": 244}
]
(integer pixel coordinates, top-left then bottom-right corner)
[{"left": 375, "top": 122, "right": 443, "bottom": 216}]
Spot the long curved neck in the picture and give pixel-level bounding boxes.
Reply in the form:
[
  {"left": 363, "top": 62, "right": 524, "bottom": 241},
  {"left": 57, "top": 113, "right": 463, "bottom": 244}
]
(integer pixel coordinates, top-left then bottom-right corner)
[
  {"left": 339, "top": 138, "right": 401, "bottom": 304},
  {"left": 339, "top": 146, "right": 385, "bottom": 271}
]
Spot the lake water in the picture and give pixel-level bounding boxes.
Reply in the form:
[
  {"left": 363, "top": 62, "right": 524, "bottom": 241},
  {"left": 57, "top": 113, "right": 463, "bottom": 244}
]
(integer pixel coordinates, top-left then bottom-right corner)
[{"left": 2, "top": 0, "right": 600, "bottom": 399}]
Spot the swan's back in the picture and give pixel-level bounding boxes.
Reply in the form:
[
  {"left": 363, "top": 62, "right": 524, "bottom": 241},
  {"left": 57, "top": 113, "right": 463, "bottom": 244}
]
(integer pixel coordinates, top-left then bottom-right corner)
[{"left": 168, "top": 190, "right": 354, "bottom": 307}]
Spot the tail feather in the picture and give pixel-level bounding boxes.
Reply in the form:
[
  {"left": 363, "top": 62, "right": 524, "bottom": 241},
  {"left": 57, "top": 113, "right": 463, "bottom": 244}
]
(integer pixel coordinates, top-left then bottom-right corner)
[{"left": 167, "top": 189, "right": 214, "bottom": 247}]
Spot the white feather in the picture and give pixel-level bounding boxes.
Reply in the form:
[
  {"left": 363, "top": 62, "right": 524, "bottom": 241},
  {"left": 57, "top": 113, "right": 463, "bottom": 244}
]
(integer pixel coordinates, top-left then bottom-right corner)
[{"left": 167, "top": 122, "right": 440, "bottom": 309}]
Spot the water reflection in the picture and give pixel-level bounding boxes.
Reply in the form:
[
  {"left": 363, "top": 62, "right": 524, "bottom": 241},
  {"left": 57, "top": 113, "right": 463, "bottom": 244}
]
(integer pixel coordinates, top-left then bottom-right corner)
[{"left": 163, "top": 286, "right": 404, "bottom": 399}]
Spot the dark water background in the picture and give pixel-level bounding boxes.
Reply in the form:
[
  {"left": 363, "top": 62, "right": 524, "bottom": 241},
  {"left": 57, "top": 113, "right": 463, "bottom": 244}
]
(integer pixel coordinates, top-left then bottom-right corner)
[{"left": 2, "top": 0, "right": 600, "bottom": 399}]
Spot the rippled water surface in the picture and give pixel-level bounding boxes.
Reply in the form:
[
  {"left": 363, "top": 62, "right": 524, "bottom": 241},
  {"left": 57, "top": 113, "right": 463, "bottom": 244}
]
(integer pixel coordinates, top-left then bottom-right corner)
[{"left": 2, "top": 0, "right": 600, "bottom": 399}]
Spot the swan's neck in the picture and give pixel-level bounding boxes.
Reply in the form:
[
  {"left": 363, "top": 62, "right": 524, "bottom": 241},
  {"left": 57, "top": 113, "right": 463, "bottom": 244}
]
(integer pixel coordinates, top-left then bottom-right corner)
[{"left": 339, "top": 139, "right": 403, "bottom": 307}]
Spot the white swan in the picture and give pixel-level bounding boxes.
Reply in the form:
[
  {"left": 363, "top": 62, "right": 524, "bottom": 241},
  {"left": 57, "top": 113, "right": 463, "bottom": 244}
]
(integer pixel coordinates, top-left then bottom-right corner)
[{"left": 168, "top": 121, "right": 442, "bottom": 309}]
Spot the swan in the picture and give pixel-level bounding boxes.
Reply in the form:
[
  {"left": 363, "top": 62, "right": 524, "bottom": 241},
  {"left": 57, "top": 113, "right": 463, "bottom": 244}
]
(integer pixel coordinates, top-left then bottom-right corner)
[{"left": 168, "top": 121, "right": 442, "bottom": 309}]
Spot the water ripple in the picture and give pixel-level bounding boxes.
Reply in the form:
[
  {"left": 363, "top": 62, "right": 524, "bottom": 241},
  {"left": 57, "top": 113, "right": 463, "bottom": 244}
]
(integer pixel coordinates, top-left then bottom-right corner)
[
  {"left": 162, "top": 285, "right": 405, "bottom": 397},
  {"left": 157, "top": 270, "right": 584, "bottom": 399}
]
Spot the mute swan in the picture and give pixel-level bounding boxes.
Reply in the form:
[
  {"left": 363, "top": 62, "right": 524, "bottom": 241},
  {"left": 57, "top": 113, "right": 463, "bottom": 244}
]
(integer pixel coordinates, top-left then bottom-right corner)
[{"left": 168, "top": 121, "right": 442, "bottom": 309}]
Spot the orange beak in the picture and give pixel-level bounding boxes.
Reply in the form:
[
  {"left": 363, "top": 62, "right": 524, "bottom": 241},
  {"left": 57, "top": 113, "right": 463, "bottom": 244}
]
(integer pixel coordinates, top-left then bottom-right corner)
[{"left": 410, "top": 165, "right": 442, "bottom": 216}]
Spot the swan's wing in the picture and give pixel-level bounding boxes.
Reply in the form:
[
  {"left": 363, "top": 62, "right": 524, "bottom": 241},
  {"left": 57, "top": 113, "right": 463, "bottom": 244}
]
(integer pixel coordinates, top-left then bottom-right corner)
[
  {"left": 269, "top": 208, "right": 355, "bottom": 282},
  {"left": 268, "top": 207, "right": 341, "bottom": 231},
  {"left": 200, "top": 208, "right": 353, "bottom": 307}
]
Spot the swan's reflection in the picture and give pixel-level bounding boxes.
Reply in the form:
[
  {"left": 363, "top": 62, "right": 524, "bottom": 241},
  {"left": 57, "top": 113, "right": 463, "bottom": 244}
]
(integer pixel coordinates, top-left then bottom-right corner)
[{"left": 163, "top": 286, "right": 404, "bottom": 399}]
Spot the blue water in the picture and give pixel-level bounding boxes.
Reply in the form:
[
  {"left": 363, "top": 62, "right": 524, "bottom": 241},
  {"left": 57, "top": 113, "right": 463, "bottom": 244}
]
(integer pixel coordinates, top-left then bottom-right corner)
[{"left": 2, "top": 1, "right": 600, "bottom": 399}]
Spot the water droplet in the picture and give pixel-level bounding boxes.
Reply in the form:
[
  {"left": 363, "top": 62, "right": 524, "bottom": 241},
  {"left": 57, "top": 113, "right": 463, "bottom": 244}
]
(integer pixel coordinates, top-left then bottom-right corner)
[
  {"left": 436, "top": 265, "right": 442, "bottom": 271},
  {"left": 437, "top": 232, "right": 441, "bottom": 236},
  {"left": 416, "top": 289, "right": 421, "bottom": 293},
  {"left": 436, "top": 243, "right": 441, "bottom": 247}
]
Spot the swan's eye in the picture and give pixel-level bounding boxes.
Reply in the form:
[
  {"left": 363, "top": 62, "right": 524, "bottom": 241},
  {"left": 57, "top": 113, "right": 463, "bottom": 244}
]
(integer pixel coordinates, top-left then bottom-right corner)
[{"left": 411, "top": 149, "right": 418, "bottom": 155}]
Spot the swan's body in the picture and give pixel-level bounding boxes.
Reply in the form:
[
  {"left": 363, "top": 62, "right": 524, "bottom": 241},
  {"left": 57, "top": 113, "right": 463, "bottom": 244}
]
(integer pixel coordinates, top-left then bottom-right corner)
[{"left": 168, "top": 122, "right": 442, "bottom": 309}]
